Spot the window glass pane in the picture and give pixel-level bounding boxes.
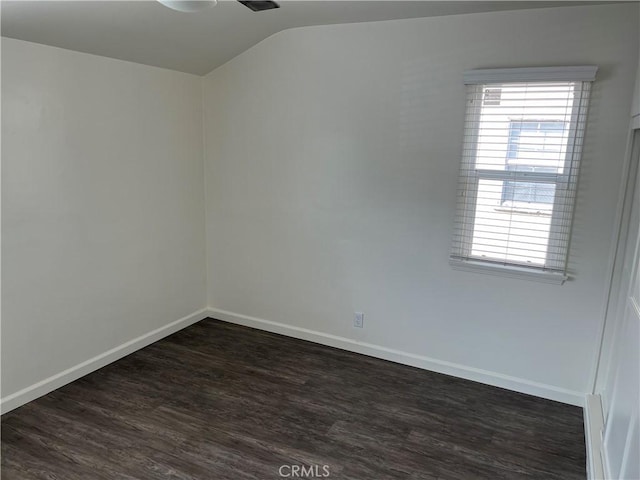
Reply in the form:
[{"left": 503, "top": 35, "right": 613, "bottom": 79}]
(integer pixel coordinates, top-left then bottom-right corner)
[
  {"left": 502, "top": 165, "right": 556, "bottom": 205},
  {"left": 471, "top": 179, "right": 555, "bottom": 266},
  {"left": 474, "top": 83, "right": 574, "bottom": 173},
  {"left": 507, "top": 121, "right": 565, "bottom": 170}
]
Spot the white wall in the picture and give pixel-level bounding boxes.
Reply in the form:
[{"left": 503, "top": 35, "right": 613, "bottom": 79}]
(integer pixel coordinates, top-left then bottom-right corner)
[
  {"left": 1, "top": 39, "right": 207, "bottom": 403},
  {"left": 203, "top": 3, "right": 639, "bottom": 403}
]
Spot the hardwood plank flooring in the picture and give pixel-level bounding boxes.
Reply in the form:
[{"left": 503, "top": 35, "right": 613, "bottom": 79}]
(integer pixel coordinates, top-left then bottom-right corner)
[{"left": 2, "top": 318, "right": 586, "bottom": 479}]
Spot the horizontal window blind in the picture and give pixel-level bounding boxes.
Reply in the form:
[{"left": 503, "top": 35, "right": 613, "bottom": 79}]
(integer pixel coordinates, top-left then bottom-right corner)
[{"left": 451, "top": 67, "right": 596, "bottom": 276}]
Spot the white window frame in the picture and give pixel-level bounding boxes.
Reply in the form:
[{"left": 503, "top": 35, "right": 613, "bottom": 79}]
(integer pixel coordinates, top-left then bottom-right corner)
[{"left": 450, "top": 66, "right": 597, "bottom": 284}]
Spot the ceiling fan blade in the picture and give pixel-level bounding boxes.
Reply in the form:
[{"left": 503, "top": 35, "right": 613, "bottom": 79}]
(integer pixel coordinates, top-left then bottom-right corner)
[{"left": 237, "top": 1, "right": 280, "bottom": 12}]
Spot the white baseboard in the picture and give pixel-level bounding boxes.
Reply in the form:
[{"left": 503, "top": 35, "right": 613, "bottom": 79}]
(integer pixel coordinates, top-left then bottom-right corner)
[
  {"left": 584, "top": 394, "right": 606, "bottom": 480},
  {"left": 2, "top": 306, "right": 584, "bottom": 415},
  {"left": 0, "top": 308, "right": 209, "bottom": 414},
  {"left": 207, "top": 307, "right": 584, "bottom": 406}
]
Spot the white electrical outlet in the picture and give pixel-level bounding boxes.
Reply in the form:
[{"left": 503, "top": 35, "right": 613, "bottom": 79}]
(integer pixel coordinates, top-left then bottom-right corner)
[{"left": 354, "top": 312, "right": 364, "bottom": 328}]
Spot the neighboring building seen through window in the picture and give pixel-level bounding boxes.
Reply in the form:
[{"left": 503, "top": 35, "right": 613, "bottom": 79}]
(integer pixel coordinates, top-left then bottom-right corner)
[{"left": 501, "top": 121, "right": 564, "bottom": 209}]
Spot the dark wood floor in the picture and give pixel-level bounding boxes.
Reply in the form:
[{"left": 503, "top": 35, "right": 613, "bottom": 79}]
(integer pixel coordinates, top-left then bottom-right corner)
[{"left": 2, "top": 318, "right": 586, "bottom": 480}]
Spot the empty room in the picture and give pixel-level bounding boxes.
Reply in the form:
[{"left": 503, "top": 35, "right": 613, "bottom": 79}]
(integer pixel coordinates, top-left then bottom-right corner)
[{"left": 1, "top": 1, "right": 639, "bottom": 479}]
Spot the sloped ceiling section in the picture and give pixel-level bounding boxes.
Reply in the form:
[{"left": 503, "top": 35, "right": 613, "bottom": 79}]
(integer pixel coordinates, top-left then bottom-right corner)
[{"left": 0, "top": 1, "right": 617, "bottom": 75}]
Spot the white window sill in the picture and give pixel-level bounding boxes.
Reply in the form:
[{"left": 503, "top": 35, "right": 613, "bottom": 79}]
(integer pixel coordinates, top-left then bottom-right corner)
[{"left": 449, "top": 258, "right": 568, "bottom": 285}]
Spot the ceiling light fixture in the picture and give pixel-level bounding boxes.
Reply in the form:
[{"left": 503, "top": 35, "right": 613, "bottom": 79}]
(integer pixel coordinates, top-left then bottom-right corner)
[{"left": 157, "top": 0, "right": 217, "bottom": 13}]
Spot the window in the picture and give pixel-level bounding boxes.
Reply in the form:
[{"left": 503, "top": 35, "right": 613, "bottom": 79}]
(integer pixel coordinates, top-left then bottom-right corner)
[{"left": 450, "top": 66, "right": 597, "bottom": 283}]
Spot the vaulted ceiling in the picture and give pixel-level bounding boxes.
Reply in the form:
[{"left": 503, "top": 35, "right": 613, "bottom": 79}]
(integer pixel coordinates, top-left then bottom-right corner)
[{"left": 1, "top": 1, "right": 620, "bottom": 75}]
